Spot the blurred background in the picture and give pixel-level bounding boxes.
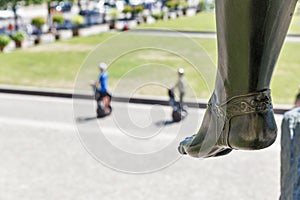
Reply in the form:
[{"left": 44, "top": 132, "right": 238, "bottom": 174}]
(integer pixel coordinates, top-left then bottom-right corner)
[
  {"left": 1, "top": 0, "right": 300, "bottom": 199},
  {"left": 0, "top": 0, "right": 299, "bottom": 103}
]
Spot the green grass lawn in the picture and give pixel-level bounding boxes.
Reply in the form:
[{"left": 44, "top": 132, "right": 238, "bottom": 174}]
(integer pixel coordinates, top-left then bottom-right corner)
[
  {"left": 73, "top": 33, "right": 217, "bottom": 99},
  {"left": 0, "top": 32, "right": 299, "bottom": 104},
  {"left": 0, "top": 45, "right": 88, "bottom": 88},
  {"left": 0, "top": 34, "right": 114, "bottom": 88},
  {"left": 140, "top": 12, "right": 216, "bottom": 32},
  {"left": 289, "top": 14, "right": 300, "bottom": 34},
  {"left": 140, "top": 9, "right": 300, "bottom": 35},
  {"left": 272, "top": 42, "right": 300, "bottom": 104}
]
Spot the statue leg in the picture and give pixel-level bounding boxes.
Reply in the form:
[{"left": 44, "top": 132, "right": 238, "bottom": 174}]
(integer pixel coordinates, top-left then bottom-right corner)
[{"left": 178, "top": 0, "right": 298, "bottom": 158}]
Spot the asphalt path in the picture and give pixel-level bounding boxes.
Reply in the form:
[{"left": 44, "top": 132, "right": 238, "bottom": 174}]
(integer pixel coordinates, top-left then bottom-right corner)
[
  {"left": 0, "top": 93, "right": 284, "bottom": 199},
  {"left": 132, "top": 29, "right": 300, "bottom": 43}
]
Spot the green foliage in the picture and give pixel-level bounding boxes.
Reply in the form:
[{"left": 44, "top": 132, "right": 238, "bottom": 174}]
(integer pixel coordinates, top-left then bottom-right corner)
[
  {"left": 0, "top": 34, "right": 11, "bottom": 47},
  {"left": 122, "top": 5, "right": 132, "bottom": 14},
  {"left": 53, "top": 13, "right": 65, "bottom": 24},
  {"left": 11, "top": 31, "right": 26, "bottom": 42},
  {"left": 110, "top": 9, "right": 119, "bottom": 20},
  {"left": 132, "top": 5, "right": 144, "bottom": 14},
  {"left": 179, "top": 1, "right": 188, "bottom": 9},
  {"left": 209, "top": 2, "right": 215, "bottom": 10},
  {"left": 152, "top": 12, "right": 163, "bottom": 20},
  {"left": 31, "top": 17, "right": 46, "bottom": 29},
  {"left": 198, "top": 1, "right": 206, "bottom": 11},
  {"left": 165, "top": 0, "right": 179, "bottom": 10},
  {"left": 71, "top": 15, "right": 84, "bottom": 26},
  {"left": 0, "top": 0, "right": 18, "bottom": 8}
]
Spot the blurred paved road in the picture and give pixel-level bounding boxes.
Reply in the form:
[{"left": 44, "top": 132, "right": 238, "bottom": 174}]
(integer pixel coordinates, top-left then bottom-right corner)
[
  {"left": 132, "top": 29, "right": 300, "bottom": 43},
  {"left": 0, "top": 93, "right": 283, "bottom": 200}
]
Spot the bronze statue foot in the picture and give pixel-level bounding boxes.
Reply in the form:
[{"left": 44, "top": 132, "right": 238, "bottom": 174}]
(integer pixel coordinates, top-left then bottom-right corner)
[{"left": 178, "top": 89, "right": 277, "bottom": 158}]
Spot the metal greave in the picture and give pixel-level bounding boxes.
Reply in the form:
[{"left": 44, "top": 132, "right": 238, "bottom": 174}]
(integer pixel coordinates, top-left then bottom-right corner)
[{"left": 214, "top": 0, "right": 298, "bottom": 103}]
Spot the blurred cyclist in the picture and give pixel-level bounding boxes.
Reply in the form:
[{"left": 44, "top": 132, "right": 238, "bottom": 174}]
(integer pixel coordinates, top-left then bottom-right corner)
[
  {"left": 90, "top": 62, "right": 111, "bottom": 111},
  {"left": 171, "top": 68, "right": 186, "bottom": 109}
]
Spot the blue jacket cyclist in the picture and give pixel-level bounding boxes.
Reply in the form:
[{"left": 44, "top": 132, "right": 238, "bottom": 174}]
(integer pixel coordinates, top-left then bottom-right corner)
[
  {"left": 98, "top": 62, "right": 109, "bottom": 93},
  {"left": 96, "top": 62, "right": 110, "bottom": 99}
]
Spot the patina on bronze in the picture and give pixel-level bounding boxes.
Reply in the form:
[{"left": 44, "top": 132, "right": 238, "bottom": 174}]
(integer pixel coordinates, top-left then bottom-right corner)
[{"left": 178, "top": 0, "right": 298, "bottom": 158}]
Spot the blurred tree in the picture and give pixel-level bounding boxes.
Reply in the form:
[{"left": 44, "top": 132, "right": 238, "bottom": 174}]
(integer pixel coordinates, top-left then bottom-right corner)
[
  {"left": 0, "top": 0, "right": 44, "bottom": 30},
  {"left": 0, "top": 0, "right": 77, "bottom": 31}
]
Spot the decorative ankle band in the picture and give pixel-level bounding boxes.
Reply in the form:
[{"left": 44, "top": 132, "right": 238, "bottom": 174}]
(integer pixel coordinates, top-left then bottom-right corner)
[{"left": 208, "top": 89, "right": 273, "bottom": 121}]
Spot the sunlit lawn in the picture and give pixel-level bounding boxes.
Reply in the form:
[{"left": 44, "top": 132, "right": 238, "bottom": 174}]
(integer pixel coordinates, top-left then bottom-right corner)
[
  {"left": 0, "top": 31, "right": 299, "bottom": 104},
  {"left": 140, "top": 10, "right": 300, "bottom": 35},
  {"left": 140, "top": 12, "right": 216, "bottom": 32}
]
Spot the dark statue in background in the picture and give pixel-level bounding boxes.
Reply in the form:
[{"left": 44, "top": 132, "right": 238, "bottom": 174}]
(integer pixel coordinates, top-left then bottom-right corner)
[{"left": 178, "top": 0, "right": 298, "bottom": 158}]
